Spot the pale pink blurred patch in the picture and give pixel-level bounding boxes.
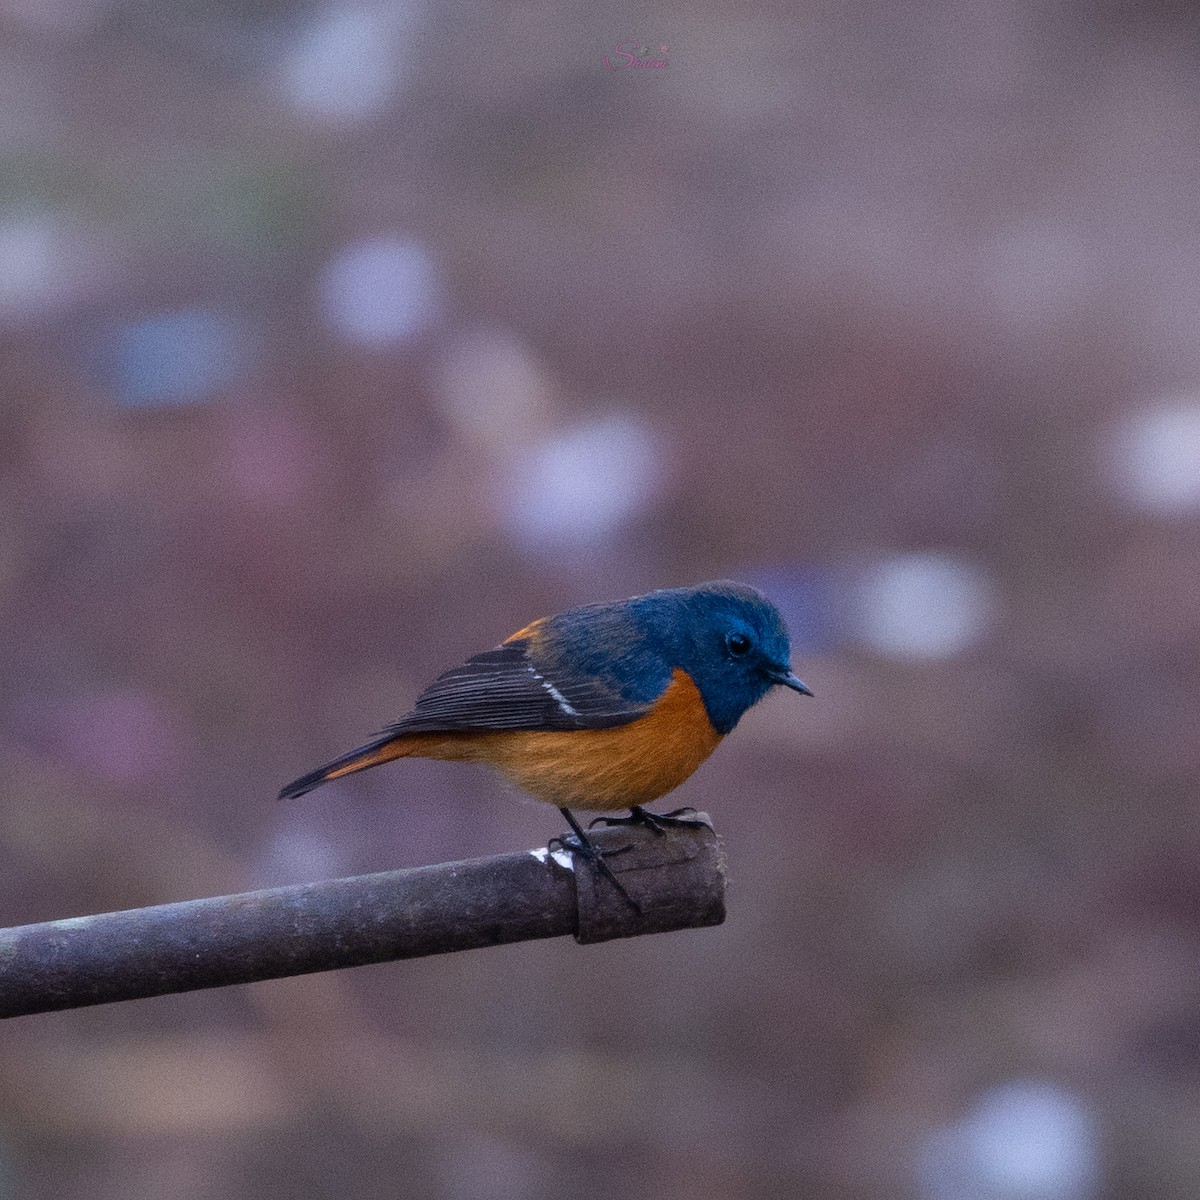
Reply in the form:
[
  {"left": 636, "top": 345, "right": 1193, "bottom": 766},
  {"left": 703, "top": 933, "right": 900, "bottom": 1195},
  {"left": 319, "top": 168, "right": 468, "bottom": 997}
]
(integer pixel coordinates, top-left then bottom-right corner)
[
  {"left": 52, "top": 689, "right": 182, "bottom": 786},
  {"left": 221, "top": 404, "right": 317, "bottom": 506}
]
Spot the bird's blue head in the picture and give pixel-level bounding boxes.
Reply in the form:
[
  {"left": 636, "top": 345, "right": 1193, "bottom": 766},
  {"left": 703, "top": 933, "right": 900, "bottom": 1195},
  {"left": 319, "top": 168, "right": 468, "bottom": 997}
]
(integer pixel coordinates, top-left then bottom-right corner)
[{"left": 634, "top": 580, "right": 813, "bottom": 734}]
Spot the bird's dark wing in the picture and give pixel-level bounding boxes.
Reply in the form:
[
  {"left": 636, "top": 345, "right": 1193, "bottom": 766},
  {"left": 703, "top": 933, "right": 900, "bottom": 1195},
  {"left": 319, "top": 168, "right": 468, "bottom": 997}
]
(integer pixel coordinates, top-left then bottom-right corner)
[{"left": 384, "top": 639, "right": 652, "bottom": 735}]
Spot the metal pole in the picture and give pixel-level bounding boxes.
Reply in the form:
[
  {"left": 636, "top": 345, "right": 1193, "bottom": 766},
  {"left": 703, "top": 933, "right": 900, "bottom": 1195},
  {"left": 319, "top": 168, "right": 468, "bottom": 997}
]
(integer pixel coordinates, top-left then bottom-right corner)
[{"left": 0, "top": 819, "right": 725, "bottom": 1019}]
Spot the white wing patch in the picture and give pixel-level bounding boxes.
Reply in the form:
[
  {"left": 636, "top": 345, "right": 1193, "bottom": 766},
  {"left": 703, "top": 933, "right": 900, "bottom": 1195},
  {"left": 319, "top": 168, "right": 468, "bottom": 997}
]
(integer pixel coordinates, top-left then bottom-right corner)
[{"left": 526, "top": 663, "right": 580, "bottom": 717}]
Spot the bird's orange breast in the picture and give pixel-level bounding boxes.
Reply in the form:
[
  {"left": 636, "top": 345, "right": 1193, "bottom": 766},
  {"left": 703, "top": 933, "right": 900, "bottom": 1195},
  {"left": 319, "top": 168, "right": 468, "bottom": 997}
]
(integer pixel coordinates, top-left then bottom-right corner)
[{"left": 394, "top": 669, "right": 722, "bottom": 811}]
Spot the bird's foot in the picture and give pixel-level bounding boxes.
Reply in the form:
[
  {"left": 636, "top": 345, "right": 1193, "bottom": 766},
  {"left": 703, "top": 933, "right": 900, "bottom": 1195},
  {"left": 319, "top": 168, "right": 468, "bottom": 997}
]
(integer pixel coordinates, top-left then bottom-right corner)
[
  {"left": 589, "top": 805, "right": 708, "bottom": 836},
  {"left": 553, "top": 807, "right": 640, "bottom": 913}
]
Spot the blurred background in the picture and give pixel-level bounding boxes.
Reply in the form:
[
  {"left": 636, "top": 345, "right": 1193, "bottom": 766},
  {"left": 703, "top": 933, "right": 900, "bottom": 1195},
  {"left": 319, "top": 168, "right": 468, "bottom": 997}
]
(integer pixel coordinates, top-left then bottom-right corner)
[{"left": 2, "top": 1, "right": 1200, "bottom": 1197}]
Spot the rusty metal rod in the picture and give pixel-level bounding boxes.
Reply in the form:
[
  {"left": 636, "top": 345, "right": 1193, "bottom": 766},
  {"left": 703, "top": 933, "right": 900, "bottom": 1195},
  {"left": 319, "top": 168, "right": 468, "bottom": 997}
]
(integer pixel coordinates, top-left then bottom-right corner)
[{"left": 0, "top": 819, "right": 725, "bottom": 1019}]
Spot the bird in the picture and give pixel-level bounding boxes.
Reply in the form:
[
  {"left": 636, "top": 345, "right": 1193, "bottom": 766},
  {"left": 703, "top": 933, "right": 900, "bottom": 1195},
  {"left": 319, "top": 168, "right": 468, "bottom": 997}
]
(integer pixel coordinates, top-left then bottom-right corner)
[{"left": 279, "top": 580, "right": 812, "bottom": 892}]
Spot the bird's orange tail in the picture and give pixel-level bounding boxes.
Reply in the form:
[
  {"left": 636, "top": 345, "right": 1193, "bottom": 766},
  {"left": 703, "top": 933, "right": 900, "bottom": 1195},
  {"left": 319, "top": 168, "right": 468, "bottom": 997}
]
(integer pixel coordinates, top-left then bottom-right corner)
[{"left": 277, "top": 735, "right": 411, "bottom": 800}]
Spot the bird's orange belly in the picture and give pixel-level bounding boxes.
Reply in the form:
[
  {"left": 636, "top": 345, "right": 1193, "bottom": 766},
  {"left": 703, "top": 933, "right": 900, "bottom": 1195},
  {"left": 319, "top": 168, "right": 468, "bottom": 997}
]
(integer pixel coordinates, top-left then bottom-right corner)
[{"left": 399, "top": 669, "right": 723, "bottom": 811}]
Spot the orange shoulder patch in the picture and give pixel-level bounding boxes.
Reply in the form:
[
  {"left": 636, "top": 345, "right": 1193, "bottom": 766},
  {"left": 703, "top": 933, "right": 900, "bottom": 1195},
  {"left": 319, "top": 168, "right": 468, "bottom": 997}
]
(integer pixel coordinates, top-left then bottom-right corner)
[{"left": 503, "top": 616, "right": 547, "bottom": 645}]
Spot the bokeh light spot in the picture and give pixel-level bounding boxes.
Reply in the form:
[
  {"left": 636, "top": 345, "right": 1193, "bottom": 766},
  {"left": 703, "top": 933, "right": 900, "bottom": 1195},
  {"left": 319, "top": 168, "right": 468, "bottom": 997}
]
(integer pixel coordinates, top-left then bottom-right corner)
[
  {"left": 502, "top": 414, "right": 667, "bottom": 549},
  {"left": 1108, "top": 398, "right": 1200, "bottom": 514},
  {"left": 0, "top": 215, "right": 72, "bottom": 322},
  {"left": 318, "top": 236, "right": 442, "bottom": 348},
  {"left": 920, "top": 1080, "right": 1100, "bottom": 1200},
  {"left": 109, "top": 308, "right": 253, "bottom": 408},
  {"left": 280, "top": 6, "right": 408, "bottom": 124},
  {"left": 434, "top": 329, "right": 552, "bottom": 452},
  {"left": 857, "top": 551, "right": 996, "bottom": 660}
]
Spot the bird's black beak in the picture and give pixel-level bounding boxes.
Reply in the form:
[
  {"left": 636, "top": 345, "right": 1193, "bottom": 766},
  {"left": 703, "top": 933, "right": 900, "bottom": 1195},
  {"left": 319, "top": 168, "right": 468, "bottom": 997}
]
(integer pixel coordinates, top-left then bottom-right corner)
[{"left": 767, "top": 666, "right": 814, "bottom": 696}]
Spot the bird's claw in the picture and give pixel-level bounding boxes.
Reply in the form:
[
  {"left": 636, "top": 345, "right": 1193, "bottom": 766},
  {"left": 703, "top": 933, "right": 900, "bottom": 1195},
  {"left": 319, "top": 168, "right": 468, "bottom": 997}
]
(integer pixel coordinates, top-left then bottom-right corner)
[
  {"left": 553, "top": 808, "right": 641, "bottom": 913},
  {"left": 588, "top": 805, "right": 707, "bottom": 836},
  {"left": 549, "top": 834, "right": 632, "bottom": 858}
]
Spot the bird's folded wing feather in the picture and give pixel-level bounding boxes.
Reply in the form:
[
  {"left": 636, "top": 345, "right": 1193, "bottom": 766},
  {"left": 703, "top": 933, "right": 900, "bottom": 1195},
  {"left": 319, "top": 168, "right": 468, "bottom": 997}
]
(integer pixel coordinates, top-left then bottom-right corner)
[{"left": 382, "top": 640, "right": 652, "bottom": 735}]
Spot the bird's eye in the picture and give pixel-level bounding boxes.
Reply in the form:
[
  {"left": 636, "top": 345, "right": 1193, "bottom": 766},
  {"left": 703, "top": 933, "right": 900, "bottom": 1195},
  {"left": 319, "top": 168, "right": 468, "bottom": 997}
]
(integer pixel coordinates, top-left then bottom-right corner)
[{"left": 726, "top": 631, "right": 751, "bottom": 656}]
